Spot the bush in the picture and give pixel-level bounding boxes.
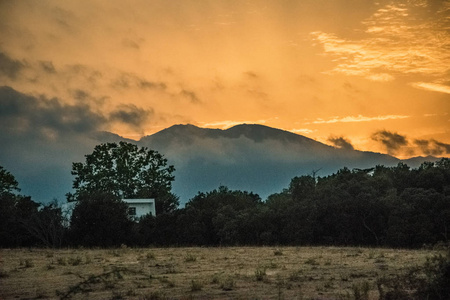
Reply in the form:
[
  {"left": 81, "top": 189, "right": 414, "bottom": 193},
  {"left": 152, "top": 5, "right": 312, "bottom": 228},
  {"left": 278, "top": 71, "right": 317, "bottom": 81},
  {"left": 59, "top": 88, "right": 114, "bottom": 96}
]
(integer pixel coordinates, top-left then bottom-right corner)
[
  {"left": 377, "top": 249, "right": 450, "bottom": 300},
  {"left": 352, "top": 281, "right": 370, "bottom": 300},
  {"left": 220, "top": 276, "right": 236, "bottom": 291},
  {"left": 415, "top": 250, "right": 450, "bottom": 299},
  {"left": 190, "top": 280, "right": 203, "bottom": 291},
  {"left": 184, "top": 254, "right": 197, "bottom": 262},
  {"left": 273, "top": 249, "right": 283, "bottom": 256},
  {"left": 255, "top": 267, "right": 266, "bottom": 281}
]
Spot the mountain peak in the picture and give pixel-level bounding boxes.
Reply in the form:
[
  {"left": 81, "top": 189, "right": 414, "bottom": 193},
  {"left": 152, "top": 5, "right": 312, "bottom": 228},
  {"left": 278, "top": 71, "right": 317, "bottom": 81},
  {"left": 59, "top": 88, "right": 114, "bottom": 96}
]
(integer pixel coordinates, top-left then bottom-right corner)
[
  {"left": 143, "top": 123, "right": 319, "bottom": 145},
  {"left": 224, "top": 123, "right": 314, "bottom": 143},
  {"left": 143, "top": 124, "right": 222, "bottom": 141}
]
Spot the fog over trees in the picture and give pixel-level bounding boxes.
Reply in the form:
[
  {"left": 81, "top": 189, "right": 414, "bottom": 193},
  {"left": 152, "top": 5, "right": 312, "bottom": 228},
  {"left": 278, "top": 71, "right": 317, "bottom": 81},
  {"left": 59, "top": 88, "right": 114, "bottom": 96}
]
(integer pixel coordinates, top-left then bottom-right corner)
[{"left": 0, "top": 143, "right": 449, "bottom": 249}]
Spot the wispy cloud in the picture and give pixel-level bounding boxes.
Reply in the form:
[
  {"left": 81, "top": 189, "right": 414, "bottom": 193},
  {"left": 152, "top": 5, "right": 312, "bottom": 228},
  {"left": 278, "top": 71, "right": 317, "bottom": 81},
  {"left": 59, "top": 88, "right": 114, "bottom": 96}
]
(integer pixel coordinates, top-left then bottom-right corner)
[
  {"left": 199, "top": 119, "right": 269, "bottom": 129},
  {"left": 372, "top": 130, "right": 408, "bottom": 155},
  {"left": 414, "top": 139, "right": 450, "bottom": 156},
  {"left": 0, "top": 52, "right": 25, "bottom": 79},
  {"left": 411, "top": 82, "right": 450, "bottom": 94},
  {"left": 39, "top": 61, "right": 56, "bottom": 74},
  {"left": 112, "top": 73, "right": 167, "bottom": 91},
  {"left": 328, "top": 136, "right": 354, "bottom": 150},
  {"left": 311, "top": 1, "right": 450, "bottom": 91},
  {"left": 109, "top": 104, "right": 153, "bottom": 129},
  {"left": 180, "top": 89, "right": 201, "bottom": 103},
  {"left": 291, "top": 128, "right": 315, "bottom": 135},
  {"left": 371, "top": 129, "right": 450, "bottom": 157},
  {"left": 309, "top": 114, "right": 409, "bottom": 124}
]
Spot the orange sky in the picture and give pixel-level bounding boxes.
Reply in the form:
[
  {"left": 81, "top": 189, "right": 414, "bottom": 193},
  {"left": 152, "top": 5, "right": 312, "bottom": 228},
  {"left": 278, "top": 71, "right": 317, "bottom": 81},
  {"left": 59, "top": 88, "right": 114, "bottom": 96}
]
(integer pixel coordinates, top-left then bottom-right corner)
[{"left": 1, "top": 0, "right": 449, "bottom": 158}]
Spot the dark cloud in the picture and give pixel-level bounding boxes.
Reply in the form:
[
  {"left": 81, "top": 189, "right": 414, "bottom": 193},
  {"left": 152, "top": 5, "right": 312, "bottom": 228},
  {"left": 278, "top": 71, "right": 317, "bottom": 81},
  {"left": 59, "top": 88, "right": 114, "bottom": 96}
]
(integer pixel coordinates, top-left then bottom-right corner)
[
  {"left": 328, "top": 136, "right": 354, "bottom": 150},
  {"left": 246, "top": 88, "right": 268, "bottom": 100},
  {"left": 122, "top": 38, "right": 142, "bottom": 49},
  {"left": 0, "top": 52, "right": 25, "bottom": 79},
  {"left": 0, "top": 86, "right": 111, "bottom": 203},
  {"left": 244, "top": 71, "right": 258, "bottom": 79},
  {"left": 139, "top": 80, "right": 167, "bottom": 90},
  {"left": 40, "top": 61, "right": 56, "bottom": 73},
  {"left": 180, "top": 89, "right": 201, "bottom": 103},
  {"left": 109, "top": 104, "right": 153, "bottom": 128},
  {"left": 113, "top": 75, "right": 131, "bottom": 89},
  {"left": 414, "top": 139, "right": 450, "bottom": 156},
  {"left": 371, "top": 130, "right": 408, "bottom": 155},
  {"left": 415, "top": 139, "right": 430, "bottom": 153},
  {"left": 51, "top": 6, "right": 76, "bottom": 34},
  {"left": 435, "top": 141, "right": 450, "bottom": 154},
  {"left": 112, "top": 73, "right": 167, "bottom": 91},
  {"left": 372, "top": 131, "right": 450, "bottom": 157},
  {"left": 72, "top": 89, "right": 90, "bottom": 101},
  {"left": 343, "top": 81, "right": 362, "bottom": 94},
  {"left": 68, "top": 64, "right": 103, "bottom": 84},
  {"left": 0, "top": 86, "right": 106, "bottom": 141},
  {"left": 69, "top": 89, "right": 107, "bottom": 107}
]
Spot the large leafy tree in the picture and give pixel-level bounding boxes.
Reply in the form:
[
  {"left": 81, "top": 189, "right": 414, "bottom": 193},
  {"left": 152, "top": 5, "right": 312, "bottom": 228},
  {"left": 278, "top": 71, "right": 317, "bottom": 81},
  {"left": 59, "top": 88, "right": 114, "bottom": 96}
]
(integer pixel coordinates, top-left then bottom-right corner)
[{"left": 68, "top": 142, "right": 178, "bottom": 213}]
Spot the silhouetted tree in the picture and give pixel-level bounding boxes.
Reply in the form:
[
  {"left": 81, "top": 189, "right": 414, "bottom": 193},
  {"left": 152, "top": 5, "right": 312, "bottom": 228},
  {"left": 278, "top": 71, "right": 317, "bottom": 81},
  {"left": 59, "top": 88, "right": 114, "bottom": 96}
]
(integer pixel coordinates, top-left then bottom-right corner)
[
  {"left": 0, "top": 166, "right": 44, "bottom": 247},
  {"left": 69, "top": 191, "right": 133, "bottom": 247},
  {"left": 0, "top": 165, "right": 20, "bottom": 196},
  {"left": 181, "top": 186, "right": 262, "bottom": 245},
  {"left": 289, "top": 175, "right": 316, "bottom": 202},
  {"left": 24, "top": 200, "right": 66, "bottom": 248},
  {"left": 68, "top": 141, "right": 178, "bottom": 213}
]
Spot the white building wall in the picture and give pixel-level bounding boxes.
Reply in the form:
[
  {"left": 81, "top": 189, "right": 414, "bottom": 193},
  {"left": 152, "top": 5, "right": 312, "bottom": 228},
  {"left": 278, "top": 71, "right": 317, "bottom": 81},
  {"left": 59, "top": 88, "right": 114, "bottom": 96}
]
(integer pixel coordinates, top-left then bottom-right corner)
[{"left": 123, "top": 199, "right": 156, "bottom": 218}]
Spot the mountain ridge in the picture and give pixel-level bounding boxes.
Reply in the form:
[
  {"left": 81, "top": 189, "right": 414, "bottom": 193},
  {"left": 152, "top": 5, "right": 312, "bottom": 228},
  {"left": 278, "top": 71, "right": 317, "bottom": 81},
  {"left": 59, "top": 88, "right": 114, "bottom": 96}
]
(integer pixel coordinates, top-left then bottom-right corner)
[
  {"left": 142, "top": 123, "right": 325, "bottom": 144},
  {"left": 140, "top": 123, "right": 404, "bottom": 162},
  {"left": 136, "top": 123, "right": 444, "bottom": 204},
  {"left": 136, "top": 123, "right": 403, "bottom": 203},
  {"left": 140, "top": 123, "right": 338, "bottom": 154}
]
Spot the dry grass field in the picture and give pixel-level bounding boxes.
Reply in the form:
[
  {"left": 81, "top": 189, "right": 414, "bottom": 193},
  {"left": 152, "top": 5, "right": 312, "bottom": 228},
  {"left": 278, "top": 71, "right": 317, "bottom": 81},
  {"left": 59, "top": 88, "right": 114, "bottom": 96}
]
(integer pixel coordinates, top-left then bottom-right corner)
[{"left": 0, "top": 246, "right": 440, "bottom": 299}]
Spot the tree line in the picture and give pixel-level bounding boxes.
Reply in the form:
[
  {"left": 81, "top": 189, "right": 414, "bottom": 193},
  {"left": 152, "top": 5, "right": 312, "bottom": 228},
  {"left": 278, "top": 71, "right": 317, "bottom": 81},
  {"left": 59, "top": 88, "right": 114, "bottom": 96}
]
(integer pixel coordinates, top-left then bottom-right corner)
[{"left": 1, "top": 142, "right": 449, "bottom": 248}]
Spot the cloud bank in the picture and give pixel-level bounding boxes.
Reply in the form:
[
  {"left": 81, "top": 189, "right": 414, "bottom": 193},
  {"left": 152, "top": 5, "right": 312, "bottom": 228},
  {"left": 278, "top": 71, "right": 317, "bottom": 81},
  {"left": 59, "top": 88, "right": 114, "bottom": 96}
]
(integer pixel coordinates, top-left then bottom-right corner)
[
  {"left": 371, "top": 129, "right": 450, "bottom": 157},
  {"left": 312, "top": 0, "right": 450, "bottom": 93}
]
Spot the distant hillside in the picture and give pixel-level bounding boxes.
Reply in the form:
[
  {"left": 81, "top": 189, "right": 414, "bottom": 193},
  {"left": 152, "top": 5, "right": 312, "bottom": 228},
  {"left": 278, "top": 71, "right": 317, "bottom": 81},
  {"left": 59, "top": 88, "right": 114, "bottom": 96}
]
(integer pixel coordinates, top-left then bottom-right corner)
[
  {"left": 401, "top": 155, "right": 442, "bottom": 168},
  {"left": 138, "top": 124, "right": 402, "bottom": 204}
]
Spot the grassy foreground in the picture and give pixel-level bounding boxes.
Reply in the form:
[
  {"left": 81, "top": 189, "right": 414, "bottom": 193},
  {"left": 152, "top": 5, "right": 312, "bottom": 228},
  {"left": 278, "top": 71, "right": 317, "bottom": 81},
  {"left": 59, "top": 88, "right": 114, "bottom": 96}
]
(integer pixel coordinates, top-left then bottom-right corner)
[{"left": 0, "top": 246, "right": 440, "bottom": 299}]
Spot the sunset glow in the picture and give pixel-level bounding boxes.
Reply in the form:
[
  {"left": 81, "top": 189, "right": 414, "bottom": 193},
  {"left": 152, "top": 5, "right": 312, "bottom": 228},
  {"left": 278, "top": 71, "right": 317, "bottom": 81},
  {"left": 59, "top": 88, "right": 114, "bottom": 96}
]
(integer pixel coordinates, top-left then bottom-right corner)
[{"left": 1, "top": 0, "right": 449, "bottom": 158}]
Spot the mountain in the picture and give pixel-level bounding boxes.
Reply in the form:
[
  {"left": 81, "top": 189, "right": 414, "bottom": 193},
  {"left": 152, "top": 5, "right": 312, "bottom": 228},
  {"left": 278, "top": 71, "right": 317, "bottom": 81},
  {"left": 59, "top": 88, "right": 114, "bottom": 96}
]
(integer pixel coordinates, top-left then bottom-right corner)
[
  {"left": 1, "top": 118, "right": 442, "bottom": 206},
  {"left": 401, "top": 155, "right": 442, "bottom": 168},
  {"left": 1, "top": 86, "right": 444, "bottom": 206},
  {"left": 138, "top": 124, "right": 401, "bottom": 204},
  {"left": 78, "top": 125, "right": 442, "bottom": 205}
]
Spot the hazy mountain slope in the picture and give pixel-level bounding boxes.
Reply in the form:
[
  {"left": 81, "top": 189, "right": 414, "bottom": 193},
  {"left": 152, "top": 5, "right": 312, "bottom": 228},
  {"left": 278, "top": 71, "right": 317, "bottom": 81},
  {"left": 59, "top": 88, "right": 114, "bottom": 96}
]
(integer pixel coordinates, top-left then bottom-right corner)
[
  {"left": 139, "top": 124, "right": 400, "bottom": 203},
  {"left": 401, "top": 155, "right": 442, "bottom": 168}
]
